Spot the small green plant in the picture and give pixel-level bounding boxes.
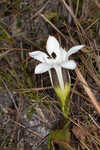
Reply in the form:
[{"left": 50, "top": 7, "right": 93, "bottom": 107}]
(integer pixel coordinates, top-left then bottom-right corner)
[
  {"left": 29, "top": 35, "right": 84, "bottom": 149},
  {"left": 29, "top": 35, "right": 84, "bottom": 117}
]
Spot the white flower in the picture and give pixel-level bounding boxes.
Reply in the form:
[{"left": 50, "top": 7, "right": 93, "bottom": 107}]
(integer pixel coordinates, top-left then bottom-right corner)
[{"left": 29, "top": 35, "right": 84, "bottom": 91}]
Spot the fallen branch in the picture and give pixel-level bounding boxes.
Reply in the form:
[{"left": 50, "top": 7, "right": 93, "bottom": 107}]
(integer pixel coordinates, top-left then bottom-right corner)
[{"left": 75, "top": 67, "right": 100, "bottom": 114}]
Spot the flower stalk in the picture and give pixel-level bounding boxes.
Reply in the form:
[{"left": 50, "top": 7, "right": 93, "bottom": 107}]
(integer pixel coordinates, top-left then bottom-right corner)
[{"left": 55, "top": 66, "right": 64, "bottom": 91}]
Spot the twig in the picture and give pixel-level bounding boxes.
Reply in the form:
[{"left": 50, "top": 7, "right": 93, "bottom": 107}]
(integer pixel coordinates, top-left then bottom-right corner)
[
  {"left": 75, "top": 67, "right": 100, "bottom": 114},
  {"left": 10, "top": 119, "right": 43, "bottom": 138},
  {"left": 31, "top": 0, "right": 50, "bottom": 19},
  {"left": 0, "top": 50, "right": 11, "bottom": 58},
  {"left": 11, "top": 95, "right": 24, "bottom": 140},
  {"left": 0, "top": 77, "right": 18, "bottom": 112},
  {"left": 92, "top": 0, "right": 100, "bottom": 8},
  {"left": 40, "top": 13, "right": 67, "bottom": 41},
  {"left": 32, "top": 134, "right": 49, "bottom": 149},
  {"left": 13, "top": 86, "right": 53, "bottom": 93},
  {"left": 60, "top": 0, "right": 82, "bottom": 29},
  {"left": 60, "top": 0, "right": 87, "bottom": 39}
]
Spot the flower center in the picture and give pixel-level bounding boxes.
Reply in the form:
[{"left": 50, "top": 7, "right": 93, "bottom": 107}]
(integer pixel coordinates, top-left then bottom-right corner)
[{"left": 51, "top": 52, "right": 56, "bottom": 59}]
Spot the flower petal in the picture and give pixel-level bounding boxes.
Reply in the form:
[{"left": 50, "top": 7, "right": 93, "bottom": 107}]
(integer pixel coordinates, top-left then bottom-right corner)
[
  {"left": 46, "top": 35, "right": 60, "bottom": 56},
  {"left": 29, "top": 51, "right": 48, "bottom": 62},
  {"left": 61, "top": 48, "right": 68, "bottom": 61},
  {"left": 61, "top": 60, "right": 76, "bottom": 70},
  {"left": 67, "top": 45, "right": 85, "bottom": 57},
  {"left": 35, "top": 63, "right": 52, "bottom": 74}
]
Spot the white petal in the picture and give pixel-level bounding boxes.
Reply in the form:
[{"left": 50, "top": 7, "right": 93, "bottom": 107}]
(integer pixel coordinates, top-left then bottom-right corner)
[
  {"left": 67, "top": 45, "right": 85, "bottom": 57},
  {"left": 46, "top": 35, "right": 60, "bottom": 56},
  {"left": 35, "top": 63, "right": 52, "bottom": 74},
  {"left": 29, "top": 51, "right": 48, "bottom": 62},
  {"left": 60, "top": 48, "right": 68, "bottom": 61},
  {"left": 61, "top": 60, "right": 76, "bottom": 70},
  {"left": 45, "top": 57, "right": 56, "bottom": 65}
]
